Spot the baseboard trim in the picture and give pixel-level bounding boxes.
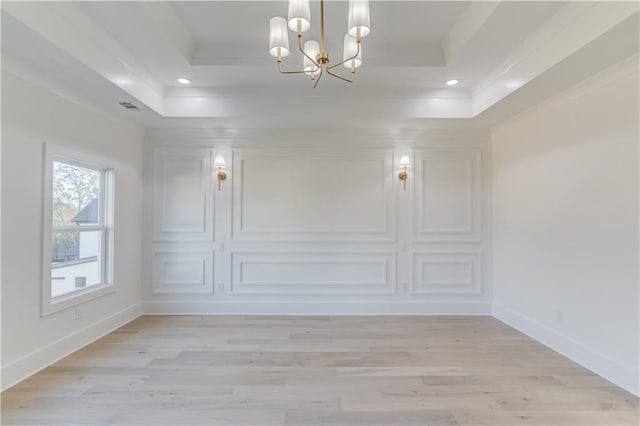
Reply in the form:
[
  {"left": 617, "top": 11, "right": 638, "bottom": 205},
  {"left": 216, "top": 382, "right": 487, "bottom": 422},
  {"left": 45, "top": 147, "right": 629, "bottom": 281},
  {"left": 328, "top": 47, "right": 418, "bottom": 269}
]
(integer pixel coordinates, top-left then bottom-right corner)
[
  {"left": 142, "top": 301, "right": 492, "bottom": 315},
  {"left": 492, "top": 304, "right": 640, "bottom": 397},
  {"left": 1, "top": 303, "right": 142, "bottom": 391}
]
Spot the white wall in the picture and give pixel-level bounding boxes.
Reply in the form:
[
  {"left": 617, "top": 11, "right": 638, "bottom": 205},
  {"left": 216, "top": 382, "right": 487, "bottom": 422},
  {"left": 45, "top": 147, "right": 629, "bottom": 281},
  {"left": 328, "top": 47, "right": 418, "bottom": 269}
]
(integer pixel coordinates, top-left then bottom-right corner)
[
  {"left": 141, "top": 129, "right": 492, "bottom": 314},
  {"left": 491, "top": 57, "right": 639, "bottom": 395},
  {"left": 1, "top": 70, "right": 144, "bottom": 389}
]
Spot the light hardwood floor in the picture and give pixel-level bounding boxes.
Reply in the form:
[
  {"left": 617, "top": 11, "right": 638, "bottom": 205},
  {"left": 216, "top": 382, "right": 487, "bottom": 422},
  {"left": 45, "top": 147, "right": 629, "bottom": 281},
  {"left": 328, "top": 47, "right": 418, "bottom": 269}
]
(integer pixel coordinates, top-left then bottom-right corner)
[{"left": 2, "top": 316, "right": 638, "bottom": 425}]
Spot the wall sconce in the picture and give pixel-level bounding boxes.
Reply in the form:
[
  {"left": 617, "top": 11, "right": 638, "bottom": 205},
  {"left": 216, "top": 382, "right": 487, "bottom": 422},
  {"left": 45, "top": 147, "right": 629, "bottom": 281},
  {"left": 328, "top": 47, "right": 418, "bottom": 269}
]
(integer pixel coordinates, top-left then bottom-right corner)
[
  {"left": 214, "top": 154, "right": 227, "bottom": 191},
  {"left": 398, "top": 154, "right": 411, "bottom": 191}
]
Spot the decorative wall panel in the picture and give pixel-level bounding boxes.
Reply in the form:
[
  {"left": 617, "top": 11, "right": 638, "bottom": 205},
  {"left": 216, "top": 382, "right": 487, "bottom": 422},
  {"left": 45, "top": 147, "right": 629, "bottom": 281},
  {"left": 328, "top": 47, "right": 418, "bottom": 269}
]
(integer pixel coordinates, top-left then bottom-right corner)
[
  {"left": 153, "top": 148, "right": 214, "bottom": 241},
  {"left": 152, "top": 250, "right": 214, "bottom": 294},
  {"left": 412, "top": 251, "right": 482, "bottom": 295},
  {"left": 414, "top": 148, "right": 481, "bottom": 242},
  {"left": 232, "top": 149, "right": 395, "bottom": 241},
  {"left": 230, "top": 251, "right": 396, "bottom": 295}
]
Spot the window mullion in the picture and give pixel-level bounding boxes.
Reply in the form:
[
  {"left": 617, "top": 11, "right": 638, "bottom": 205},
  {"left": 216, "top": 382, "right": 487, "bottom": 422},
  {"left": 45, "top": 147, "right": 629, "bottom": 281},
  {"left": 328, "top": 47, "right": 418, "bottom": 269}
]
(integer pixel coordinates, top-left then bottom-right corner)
[{"left": 52, "top": 225, "right": 105, "bottom": 233}]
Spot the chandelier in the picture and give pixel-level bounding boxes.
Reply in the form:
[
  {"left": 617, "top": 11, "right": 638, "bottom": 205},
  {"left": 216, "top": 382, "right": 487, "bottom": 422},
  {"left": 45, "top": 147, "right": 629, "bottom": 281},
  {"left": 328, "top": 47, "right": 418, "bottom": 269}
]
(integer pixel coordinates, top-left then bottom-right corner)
[{"left": 268, "top": 0, "right": 370, "bottom": 88}]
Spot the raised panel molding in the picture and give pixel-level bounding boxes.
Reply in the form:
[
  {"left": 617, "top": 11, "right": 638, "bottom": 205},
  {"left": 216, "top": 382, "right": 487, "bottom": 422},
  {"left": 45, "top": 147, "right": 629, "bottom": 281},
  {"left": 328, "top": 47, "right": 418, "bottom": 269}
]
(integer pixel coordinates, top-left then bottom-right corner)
[
  {"left": 144, "top": 138, "right": 490, "bottom": 311},
  {"left": 232, "top": 148, "right": 395, "bottom": 242},
  {"left": 414, "top": 148, "right": 481, "bottom": 242},
  {"left": 230, "top": 251, "right": 396, "bottom": 295},
  {"left": 412, "top": 251, "right": 482, "bottom": 295},
  {"left": 153, "top": 148, "right": 214, "bottom": 241},
  {"left": 152, "top": 250, "right": 214, "bottom": 294}
]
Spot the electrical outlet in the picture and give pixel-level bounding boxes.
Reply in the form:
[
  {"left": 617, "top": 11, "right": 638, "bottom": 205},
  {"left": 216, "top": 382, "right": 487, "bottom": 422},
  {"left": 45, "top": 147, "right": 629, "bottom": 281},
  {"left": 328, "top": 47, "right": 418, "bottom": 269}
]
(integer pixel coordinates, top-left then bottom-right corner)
[
  {"left": 75, "top": 307, "right": 82, "bottom": 320},
  {"left": 556, "top": 310, "right": 564, "bottom": 322}
]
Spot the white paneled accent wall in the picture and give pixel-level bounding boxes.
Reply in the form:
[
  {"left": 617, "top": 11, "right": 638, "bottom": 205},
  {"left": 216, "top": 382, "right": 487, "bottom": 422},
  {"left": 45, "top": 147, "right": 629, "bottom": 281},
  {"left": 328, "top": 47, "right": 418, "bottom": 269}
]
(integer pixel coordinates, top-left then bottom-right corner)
[{"left": 142, "top": 130, "right": 491, "bottom": 314}]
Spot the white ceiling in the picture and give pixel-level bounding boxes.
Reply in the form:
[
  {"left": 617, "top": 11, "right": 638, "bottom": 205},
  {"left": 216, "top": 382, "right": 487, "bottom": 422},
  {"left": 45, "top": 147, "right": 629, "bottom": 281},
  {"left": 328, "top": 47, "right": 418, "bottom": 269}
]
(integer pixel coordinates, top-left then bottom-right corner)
[
  {"left": 1, "top": 1, "right": 638, "bottom": 129},
  {"left": 172, "top": 1, "right": 467, "bottom": 45}
]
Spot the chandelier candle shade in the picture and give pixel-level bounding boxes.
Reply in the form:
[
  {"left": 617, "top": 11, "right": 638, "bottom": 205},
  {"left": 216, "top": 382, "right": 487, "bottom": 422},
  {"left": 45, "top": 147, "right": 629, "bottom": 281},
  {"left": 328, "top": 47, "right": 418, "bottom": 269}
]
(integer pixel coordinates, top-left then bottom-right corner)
[
  {"left": 303, "top": 41, "right": 321, "bottom": 75},
  {"left": 269, "top": 17, "right": 290, "bottom": 57},
  {"left": 269, "top": 0, "right": 370, "bottom": 87}
]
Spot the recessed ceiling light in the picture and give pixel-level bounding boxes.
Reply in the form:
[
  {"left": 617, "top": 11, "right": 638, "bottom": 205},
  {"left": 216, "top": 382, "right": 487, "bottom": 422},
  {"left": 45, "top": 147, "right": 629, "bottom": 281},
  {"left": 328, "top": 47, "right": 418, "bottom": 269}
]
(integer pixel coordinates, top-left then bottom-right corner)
[
  {"left": 446, "top": 79, "right": 459, "bottom": 86},
  {"left": 177, "top": 78, "right": 191, "bottom": 85}
]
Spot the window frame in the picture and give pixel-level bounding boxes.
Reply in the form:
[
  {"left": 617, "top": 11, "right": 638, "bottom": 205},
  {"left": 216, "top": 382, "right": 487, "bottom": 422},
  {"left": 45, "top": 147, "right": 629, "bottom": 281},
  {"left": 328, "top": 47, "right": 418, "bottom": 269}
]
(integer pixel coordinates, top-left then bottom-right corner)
[{"left": 42, "top": 144, "right": 116, "bottom": 316}]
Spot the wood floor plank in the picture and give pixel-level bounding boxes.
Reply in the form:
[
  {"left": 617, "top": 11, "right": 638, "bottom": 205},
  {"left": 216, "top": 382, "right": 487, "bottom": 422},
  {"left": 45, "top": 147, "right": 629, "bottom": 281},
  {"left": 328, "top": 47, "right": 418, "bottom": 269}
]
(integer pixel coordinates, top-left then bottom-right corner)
[
  {"left": 2, "top": 315, "right": 638, "bottom": 426},
  {"left": 284, "top": 409, "right": 458, "bottom": 425}
]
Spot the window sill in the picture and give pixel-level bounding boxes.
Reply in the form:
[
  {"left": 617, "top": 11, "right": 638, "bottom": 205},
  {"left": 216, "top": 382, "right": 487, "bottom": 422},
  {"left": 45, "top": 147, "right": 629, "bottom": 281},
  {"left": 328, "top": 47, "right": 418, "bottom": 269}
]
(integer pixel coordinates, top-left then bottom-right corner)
[{"left": 41, "top": 283, "right": 115, "bottom": 317}]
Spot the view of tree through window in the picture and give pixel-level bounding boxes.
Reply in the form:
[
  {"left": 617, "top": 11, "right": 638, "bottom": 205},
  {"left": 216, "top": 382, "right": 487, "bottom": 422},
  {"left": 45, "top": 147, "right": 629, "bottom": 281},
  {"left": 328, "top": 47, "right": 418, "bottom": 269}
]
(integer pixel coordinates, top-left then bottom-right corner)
[
  {"left": 53, "top": 161, "right": 100, "bottom": 226},
  {"left": 51, "top": 161, "right": 103, "bottom": 298}
]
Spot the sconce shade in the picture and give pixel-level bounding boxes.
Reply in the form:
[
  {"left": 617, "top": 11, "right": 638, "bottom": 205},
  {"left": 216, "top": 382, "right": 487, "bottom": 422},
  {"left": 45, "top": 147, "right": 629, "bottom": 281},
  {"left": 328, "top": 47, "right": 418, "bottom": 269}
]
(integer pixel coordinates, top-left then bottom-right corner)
[
  {"left": 214, "top": 154, "right": 226, "bottom": 169},
  {"left": 269, "top": 17, "right": 290, "bottom": 57},
  {"left": 303, "top": 40, "right": 321, "bottom": 75},
  {"left": 400, "top": 154, "right": 412, "bottom": 168},
  {"left": 288, "top": 0, "right": 311, "bottom": 32},
  {"left": 348, "top": 0, "right": 370, "bottom": 37},
  {"left": 343, "top": 34, "right": 362, "bottom": 68}
]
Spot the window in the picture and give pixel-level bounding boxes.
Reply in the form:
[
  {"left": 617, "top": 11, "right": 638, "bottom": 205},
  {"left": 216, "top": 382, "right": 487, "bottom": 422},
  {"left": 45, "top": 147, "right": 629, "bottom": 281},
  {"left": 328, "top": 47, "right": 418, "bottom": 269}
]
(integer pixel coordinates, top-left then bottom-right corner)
[{"left": 42, "top": 144, "right": 114, "bottom": 315}]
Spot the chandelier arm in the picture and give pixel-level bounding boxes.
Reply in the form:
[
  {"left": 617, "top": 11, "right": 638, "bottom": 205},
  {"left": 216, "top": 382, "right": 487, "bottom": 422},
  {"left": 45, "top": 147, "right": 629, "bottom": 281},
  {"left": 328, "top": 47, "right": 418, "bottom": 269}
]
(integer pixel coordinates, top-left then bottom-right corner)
[
  {"left": 327, "top": 41, "right": 361, "bottom": 70},
  {"left": 312, "top": 67, "right": 324, "bottom": 88},
  {"left": 277, "top": 60, "right": 311, "bottom": 74},
  {"left": 326, "top": 66, "right": 354, "bottom": 83},
  {"left": 297, "top": 35, "right": 320, "bottom": 69},
  {"left": 275, "top": 48, "right": 309, "bottom": 74}
]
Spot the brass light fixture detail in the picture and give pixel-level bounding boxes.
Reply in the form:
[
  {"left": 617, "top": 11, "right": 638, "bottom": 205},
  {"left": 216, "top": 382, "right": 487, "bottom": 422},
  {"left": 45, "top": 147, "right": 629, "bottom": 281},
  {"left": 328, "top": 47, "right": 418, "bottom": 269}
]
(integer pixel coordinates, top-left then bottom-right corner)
[
  {"left": 269, "top": 0, "right": 370, "bottom": 88},
  {"left": 399, "top": 154, "right": 411, "bottom": 191},
  {"left": 214, "top": 154, "right": 227, "bottom": 191}
]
